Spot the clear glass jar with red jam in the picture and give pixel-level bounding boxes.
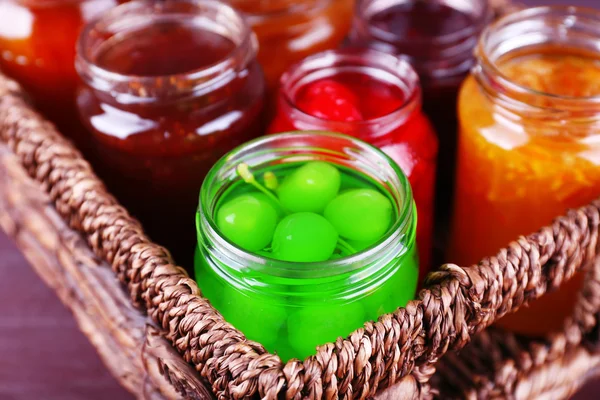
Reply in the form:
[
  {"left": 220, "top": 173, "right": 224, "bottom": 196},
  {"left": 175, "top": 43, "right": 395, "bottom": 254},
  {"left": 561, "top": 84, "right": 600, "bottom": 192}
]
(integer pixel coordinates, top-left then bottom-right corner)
[
  {"left": 0, "top": 0, "right": 121, "bottom": 146},
  {"left": 227, "top": 0, "right": 354, "bottom": 94},
  {"left": 75, "top": 0, "right": 265, "bottom": 266},
  {"left": 268, "top": 48, "right": 438, "bottom": 279},
  {"left": 348, "top": 0, "right": 492, "bottom": 221}
]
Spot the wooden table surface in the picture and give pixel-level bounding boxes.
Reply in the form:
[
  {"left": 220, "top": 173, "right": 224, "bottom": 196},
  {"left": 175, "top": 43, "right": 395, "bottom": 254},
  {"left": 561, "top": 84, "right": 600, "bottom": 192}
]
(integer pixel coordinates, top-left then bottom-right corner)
[
  {"left": 0, "top": 233, "right": 134, "bottom": 400},
  {"left": 0, "top": 0, "right": 598, "bottom": 399}
]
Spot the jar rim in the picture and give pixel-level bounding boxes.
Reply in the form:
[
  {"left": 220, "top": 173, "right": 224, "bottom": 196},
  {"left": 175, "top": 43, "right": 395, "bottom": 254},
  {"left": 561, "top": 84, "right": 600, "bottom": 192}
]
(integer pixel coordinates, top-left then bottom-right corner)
[
  {"left": 17, "top": 0, "right": 89, "bottom": 7},
  {"left": 355, "top": 0, "right": 492, "bottom": 48},
  {"left": 277, "top": 48, "right": 422, "bottom": 136},
  {"left": 227, "top": 0, "right": 327, "bottom": 20},
  {"left": 476, "top": 5, "right": 600, "bottom": 110},
  {"left": 197, "top": 131, "right": 416, "bottom": 279},
  {"left": 75, "top": 0, "right": 257, "bottom": 98}
]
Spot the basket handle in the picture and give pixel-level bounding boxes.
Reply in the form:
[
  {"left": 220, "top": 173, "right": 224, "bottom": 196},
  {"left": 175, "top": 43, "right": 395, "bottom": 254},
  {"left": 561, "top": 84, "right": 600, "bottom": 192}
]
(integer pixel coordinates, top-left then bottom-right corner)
[
  {"left": 419, "top": 202, "right": 600, "bottom": 398},
  {"left": 426, "top": 236, "right": 600, "bottom": 399},
  {"left": 424, "top": 199, "right": 600, "bottom": 352}
]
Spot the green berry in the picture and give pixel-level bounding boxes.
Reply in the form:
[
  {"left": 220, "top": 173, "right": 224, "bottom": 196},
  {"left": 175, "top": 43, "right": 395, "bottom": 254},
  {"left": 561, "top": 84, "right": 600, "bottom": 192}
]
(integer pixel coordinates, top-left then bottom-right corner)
[
  {"left": 287, "top": 301, "right": 366, "bottom": 359},
  {"left": 277, "top": 162, "right": 341, "bottom": 213},
  {"left": 324, "top": 189, "right": 393, "bottom": 242},
  {"left": 219, "top": 284, "right": 287, "bottom": 350},
  {"left": 271, "top": 212, "right": 338, "bottom": 262},
  {"left": 217, "top": 192, "right": 278, "bottom": 252}
]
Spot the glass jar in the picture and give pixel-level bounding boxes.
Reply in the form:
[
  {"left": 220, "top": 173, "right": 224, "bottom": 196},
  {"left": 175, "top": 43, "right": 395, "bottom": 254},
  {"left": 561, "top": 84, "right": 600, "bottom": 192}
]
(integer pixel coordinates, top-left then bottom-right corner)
[
  {"left": 268, "top": 48, "right": 437, "bottom": 280},
  {"left": 76, "top": 0, "right": 265, "bottom": 266},
  {"left": 348, "top": 0, "right": 492, "bottom": 220},
  {"left": 449, "top": 6, "right": 600, "bottom": 336},
  {"left": 227, "top": 0, "right": 354, "bottom": 95},
  {"left": 0, "top": 0, "right": 121, "bottom": 146},
  {"left": 195, "top": 132, "right": 418, "bottom": 361}
]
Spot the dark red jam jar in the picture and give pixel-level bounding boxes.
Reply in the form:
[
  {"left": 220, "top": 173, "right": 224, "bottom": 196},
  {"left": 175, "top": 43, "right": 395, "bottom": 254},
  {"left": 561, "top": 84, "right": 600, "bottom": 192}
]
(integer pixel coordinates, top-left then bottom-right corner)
[
  {"left": 348, "top": 0, "right": 492, "bottom": 220},
  {"left": 268, "top": 48, "right": 437, "bottom": 278},
  {"left": 76, "top": 0, "right": 265, "bottom": 266}
]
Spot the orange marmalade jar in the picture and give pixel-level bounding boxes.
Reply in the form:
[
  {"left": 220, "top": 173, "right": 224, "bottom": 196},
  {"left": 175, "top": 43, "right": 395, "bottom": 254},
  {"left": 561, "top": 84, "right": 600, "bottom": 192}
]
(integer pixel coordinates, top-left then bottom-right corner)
[
  {"left": 0, "top": 0, "right": 120, "bottom": 146},
  {"left": 449, "top": 6, "right": 600, "bottom": 336},
  {"left": 228, "top": 0, "right": 354, "bottom": 94}
]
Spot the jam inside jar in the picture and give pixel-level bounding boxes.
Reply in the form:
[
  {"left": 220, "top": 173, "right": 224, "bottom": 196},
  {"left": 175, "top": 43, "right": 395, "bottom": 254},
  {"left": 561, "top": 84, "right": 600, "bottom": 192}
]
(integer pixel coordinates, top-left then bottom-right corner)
[
  {"left": 449, "top": 6, "right": 600, "bottom": 336},
  {"left": 195, "top": 132, "right": 418, "bottom": 361},
  {"left": 0, "top": 0, "right": 120, "bottom": 145},
  {"left": 227, "top": 0, "right": 354, "bottom": 94},
  {"left": 348, "top": 0, "right": 491, "bottom": 228},
  {"left": 76, "top": 0, "right": 265, "bottom": 266},
  {"left": 269, "top": 49, "right": 437, "bottom": 280}
]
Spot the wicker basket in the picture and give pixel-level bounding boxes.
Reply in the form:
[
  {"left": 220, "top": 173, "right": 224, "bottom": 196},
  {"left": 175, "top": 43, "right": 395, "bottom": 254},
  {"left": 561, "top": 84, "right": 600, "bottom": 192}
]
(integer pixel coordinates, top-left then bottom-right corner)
[{"left": 2, "top": 1, "right": 600, "bottom": 399}]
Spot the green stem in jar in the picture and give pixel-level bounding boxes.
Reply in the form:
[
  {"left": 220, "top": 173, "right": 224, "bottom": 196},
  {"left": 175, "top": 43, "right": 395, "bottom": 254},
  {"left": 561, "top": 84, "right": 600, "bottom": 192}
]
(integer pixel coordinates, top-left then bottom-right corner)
[
  {"left": 263, "top": 171, "right": 279, "bottom": 190},
  {"left": 236, "top": 163, "right": 282, "bottom": 207},
  {"left": 336, "top": 237, "right": 357, "bottom": 255}
]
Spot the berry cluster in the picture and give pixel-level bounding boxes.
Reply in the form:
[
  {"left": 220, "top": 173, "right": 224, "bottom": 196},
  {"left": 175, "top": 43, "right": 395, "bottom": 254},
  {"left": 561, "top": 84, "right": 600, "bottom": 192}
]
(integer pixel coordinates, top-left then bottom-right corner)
[
  {"left": 296, "top": 77, "right": 406, "bottom": 122},
  {"left": 216, "top": 161, "right": 394, "bottom": 261}
]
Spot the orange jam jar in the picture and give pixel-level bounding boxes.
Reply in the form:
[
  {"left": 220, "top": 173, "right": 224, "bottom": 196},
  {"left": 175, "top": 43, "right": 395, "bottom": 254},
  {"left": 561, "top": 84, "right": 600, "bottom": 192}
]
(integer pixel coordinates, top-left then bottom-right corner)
[
  {"left": 228, "top": 0, "right": 354, "bottom": 94},
  {"left": 0, "top": 0, "right": 120, "bottom": 145},
  {"left": 449, "top": 6, "right": 600, "bottom": 336}
]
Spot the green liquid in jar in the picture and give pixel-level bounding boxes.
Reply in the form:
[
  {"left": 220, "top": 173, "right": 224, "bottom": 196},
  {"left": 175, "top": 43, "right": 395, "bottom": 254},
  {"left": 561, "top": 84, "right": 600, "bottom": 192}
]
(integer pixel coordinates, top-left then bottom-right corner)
[{"left": 195, "top": 161, "right": 418, "bottom": 361}]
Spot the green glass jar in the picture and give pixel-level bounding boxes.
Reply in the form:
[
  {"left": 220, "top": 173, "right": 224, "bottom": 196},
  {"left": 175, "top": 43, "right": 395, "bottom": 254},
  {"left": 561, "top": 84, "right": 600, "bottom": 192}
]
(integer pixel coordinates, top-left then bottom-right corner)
[{"left": 195, "top": 132, "right": 418, "bottom": 361}]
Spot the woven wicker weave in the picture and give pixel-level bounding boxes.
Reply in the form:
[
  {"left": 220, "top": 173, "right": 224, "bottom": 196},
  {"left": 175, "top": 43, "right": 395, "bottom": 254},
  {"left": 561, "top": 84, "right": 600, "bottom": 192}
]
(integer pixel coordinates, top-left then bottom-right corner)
[{"left": 2, "top": 1, "right": 600, "bottom": 399}]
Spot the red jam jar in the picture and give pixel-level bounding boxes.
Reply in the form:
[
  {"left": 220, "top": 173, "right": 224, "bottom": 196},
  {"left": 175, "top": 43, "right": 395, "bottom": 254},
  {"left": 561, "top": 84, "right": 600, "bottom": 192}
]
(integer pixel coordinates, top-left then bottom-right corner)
[
  {"left": 75, "top": 0, "right": 265, "bottom": 265},
  {"left": 348, "top": 0, "right": 492, "bottom": 220},
  {"left": 268, "top": 48, "right": 438, "bottom": 278},
  {"left": 0, "top": 0, "right": 121, "bottom": 146}
]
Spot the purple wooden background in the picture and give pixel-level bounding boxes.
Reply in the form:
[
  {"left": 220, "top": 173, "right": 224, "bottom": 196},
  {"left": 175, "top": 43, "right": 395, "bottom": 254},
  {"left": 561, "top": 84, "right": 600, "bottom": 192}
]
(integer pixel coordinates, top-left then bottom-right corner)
[{"left": 0, "top": 1, "right": 597, "bottom": 399}]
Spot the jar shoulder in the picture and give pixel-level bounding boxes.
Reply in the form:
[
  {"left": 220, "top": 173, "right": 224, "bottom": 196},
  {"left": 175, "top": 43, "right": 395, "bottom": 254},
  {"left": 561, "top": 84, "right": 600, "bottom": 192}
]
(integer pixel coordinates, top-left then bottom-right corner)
[
  {"left": 455, "top": 74, "right": 600, "bottom": 201},
  {"left": 458, "top": 74, "right": 600, "bottom": 150},
  {"left": 75, "top": 65, "right": 265, "bottom": 155}
]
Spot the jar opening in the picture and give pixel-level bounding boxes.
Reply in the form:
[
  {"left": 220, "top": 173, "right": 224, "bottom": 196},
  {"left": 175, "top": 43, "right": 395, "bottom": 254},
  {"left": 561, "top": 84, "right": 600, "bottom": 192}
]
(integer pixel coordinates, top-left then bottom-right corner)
[
  {"left": 476, "top": 6, "right": 600, "bottom": 115},
  {"left": 197, "top": 132, "right": 416, "bottom": 280},
  {"left": 76, "top": 0, "right": 257, "bottom": 102},
  {"left": 357, "top": 0, "right": 489, "bottom": 45},
  {"left": 352, "top": 0, "right": 491, "bottom": 78},
  {"left": 278, "top": 48, "right": 422, "bottom": 139}
]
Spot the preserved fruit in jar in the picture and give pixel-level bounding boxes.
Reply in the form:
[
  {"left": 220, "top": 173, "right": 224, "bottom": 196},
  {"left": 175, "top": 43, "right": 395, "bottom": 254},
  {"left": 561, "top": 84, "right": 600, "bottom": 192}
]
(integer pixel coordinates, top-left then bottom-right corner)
[
  {"left": 195, "top": 132, "right": 418, "bottom": 361},
  {"left": 449, "top": 7, "right": 600, "bottom": 336},
  {"left": 76, "top": 0, "right": 265, "bottom": 265}
]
